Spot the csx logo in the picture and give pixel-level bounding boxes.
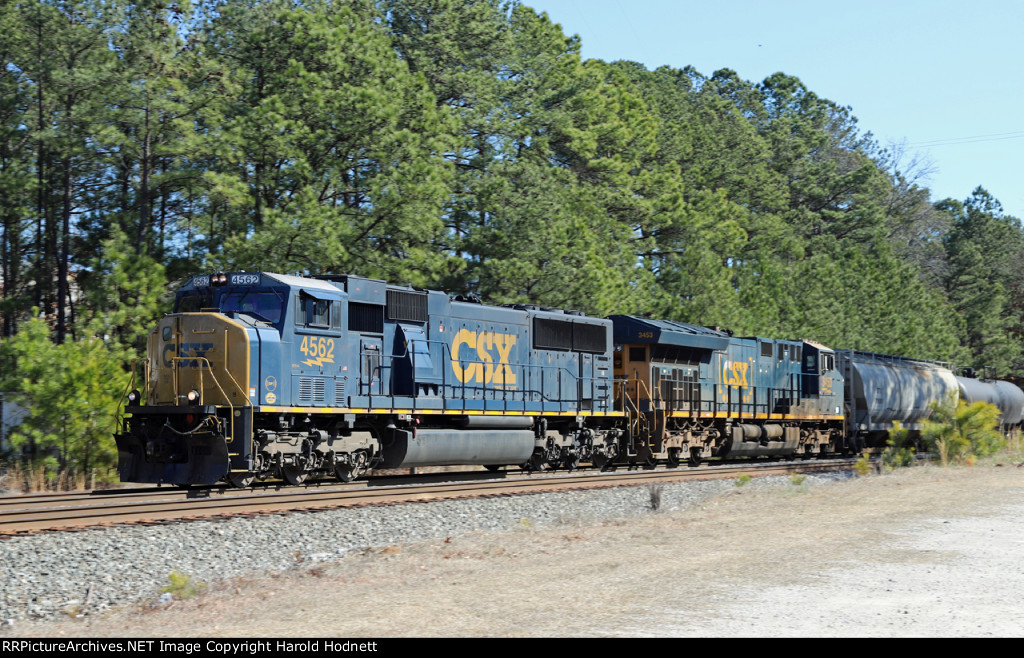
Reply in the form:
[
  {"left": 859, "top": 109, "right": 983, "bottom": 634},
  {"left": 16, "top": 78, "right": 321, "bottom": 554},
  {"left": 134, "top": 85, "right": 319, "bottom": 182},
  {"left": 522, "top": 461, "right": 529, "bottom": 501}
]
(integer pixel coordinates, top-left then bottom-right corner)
[
  {"left": 451, "top": 329, "right": 518, "bottom": 388},
  {"left": 163, "top": 342, "right": 214, "bottom": 367},
  {"left": 722, "top": 361, "right": 750, "bottom": 387}
]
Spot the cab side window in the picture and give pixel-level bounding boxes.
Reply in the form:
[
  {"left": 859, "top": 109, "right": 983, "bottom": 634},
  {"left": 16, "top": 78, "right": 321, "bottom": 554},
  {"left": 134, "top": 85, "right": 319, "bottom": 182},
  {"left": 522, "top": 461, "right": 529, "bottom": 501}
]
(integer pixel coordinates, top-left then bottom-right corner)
[
  {"left": 297, "top": 296, "right": 338, "bottom": 329},
  {"left": 308, "top": 300, "right": 330, "bottom": 327}
]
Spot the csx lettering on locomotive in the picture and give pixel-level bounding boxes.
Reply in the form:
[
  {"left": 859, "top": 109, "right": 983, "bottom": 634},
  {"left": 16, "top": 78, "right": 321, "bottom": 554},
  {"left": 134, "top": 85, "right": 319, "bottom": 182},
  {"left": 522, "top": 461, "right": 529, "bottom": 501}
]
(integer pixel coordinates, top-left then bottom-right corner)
[
  {"left": 450, "top": 328, "right": 518, "bottom": 388},
  {"left": 722, "top": 361, "right": 750, "bottom": 387},
  {"left": 162, "top": 342, "right": 214, "bottom": 367}
]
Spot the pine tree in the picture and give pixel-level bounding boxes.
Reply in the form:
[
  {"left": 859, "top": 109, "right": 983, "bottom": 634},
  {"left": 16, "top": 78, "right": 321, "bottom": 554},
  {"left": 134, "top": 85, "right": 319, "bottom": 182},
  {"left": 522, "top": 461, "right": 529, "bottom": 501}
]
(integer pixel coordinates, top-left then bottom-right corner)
[{"left": 198, "top": 0, "right": 453, "bottom": 284}]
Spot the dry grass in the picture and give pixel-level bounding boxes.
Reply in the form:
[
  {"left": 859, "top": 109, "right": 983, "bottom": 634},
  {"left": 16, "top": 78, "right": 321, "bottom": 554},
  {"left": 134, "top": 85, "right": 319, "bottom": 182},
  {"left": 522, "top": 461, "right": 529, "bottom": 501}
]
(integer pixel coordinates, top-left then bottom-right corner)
[
  {"left": 1004, "top": 428, "right": 1024, "bottom": 458},
  {"left": 0, "top": 463, "right": 97, "bottom": 493}
]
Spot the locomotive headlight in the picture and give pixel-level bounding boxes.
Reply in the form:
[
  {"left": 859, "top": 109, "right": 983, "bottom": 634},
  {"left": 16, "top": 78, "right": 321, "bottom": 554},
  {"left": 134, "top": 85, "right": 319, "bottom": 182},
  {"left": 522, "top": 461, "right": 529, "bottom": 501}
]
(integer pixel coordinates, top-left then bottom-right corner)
[
  {"left": 212, "top": 272, "right": 228, "bottom": 286},
  {"left": 187, "top": 388, "right": 201, "bottom": 403},
  {"left": 127, "top": 389, "right": 141, "bottom": 404}
]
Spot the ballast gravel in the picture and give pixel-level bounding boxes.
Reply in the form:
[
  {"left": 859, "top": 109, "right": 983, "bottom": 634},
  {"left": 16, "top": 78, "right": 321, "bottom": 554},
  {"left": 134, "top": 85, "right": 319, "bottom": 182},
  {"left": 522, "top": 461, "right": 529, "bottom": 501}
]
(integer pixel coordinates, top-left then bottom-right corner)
[
  {"left": 0, "top": 471, "right": 797, "bottom": 624},
  {"left": 2, "top": 463, "right": 1023, "bottom": 637}
]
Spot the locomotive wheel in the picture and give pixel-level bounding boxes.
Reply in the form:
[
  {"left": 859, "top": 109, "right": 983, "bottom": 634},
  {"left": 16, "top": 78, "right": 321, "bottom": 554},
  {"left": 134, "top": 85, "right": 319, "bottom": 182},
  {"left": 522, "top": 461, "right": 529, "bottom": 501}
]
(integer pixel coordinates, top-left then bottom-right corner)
[
  {"left": 562, "top": 454, "right": 581, "bottom": 471},
  {"left": 335, "top": 452, "right": 367, "bottom": 482},
  {"left": 687, "top": 447, "right": 703, "bottom": 467},
  {"left": 334, "top": 463, "right": 360, "bottom": 482},
  {"left": 228, "top": 471, "right": 256, "bottom": 488},
  {"left": 666, "top": 448, "right": 682, "bottom": 468},
  {"left": 335, "top": 459, "right": 366, "bottom": 482},
  {"left": 528, "top": 451, "right": 550, "bottom": 471},
  {"left": 282, "top": 466, "right": 310, "bottom": 485},
  {"left": 642, "top": 455, "right": 658, "bottom": 470}
]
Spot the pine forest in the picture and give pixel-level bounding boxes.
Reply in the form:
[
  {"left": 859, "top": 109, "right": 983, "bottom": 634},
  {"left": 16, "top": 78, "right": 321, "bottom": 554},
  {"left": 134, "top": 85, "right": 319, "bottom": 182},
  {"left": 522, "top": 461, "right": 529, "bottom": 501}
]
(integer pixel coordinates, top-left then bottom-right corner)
[{"left": 2, "top": 0, "right": 1023, "bottom": 480}]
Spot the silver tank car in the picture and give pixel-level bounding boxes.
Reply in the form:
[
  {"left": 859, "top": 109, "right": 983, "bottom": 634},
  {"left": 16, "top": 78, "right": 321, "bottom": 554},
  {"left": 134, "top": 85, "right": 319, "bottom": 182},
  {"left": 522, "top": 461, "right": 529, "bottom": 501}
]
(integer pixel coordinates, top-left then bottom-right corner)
[
  {"left": 957, "top": 375, "right": 1024, "bottom": 431},
  {"left": 956, "top": 376, "right": 1000, "bottom": 407},
  {"left": 993, "top": 381, "right": 1024, "bottom": 427},
  {"left": 838, "top": 350, "right": 958, "bottom": 448}
]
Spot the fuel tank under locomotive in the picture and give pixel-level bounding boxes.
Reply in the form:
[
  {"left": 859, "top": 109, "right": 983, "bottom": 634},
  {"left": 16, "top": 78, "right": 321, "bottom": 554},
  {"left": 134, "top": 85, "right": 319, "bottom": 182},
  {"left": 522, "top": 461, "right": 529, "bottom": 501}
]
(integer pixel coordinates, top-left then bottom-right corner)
[{"left": 381, "top": 417, "right": 537, "bottom": 468}]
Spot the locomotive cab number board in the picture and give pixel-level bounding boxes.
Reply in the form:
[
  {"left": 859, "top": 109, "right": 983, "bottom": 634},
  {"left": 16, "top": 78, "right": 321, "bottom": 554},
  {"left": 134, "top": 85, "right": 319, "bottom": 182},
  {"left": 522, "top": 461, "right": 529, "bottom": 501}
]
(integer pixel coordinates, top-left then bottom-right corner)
[{"left": 192, "top": 273, "right": 260, "bottom": 287}]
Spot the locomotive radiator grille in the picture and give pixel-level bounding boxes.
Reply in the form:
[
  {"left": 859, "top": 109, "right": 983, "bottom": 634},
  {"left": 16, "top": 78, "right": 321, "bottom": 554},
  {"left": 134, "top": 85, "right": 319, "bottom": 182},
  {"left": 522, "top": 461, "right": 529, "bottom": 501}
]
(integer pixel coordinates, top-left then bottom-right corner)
[{"left": 299, "top": 377, "right": 326, "bottom": 403}]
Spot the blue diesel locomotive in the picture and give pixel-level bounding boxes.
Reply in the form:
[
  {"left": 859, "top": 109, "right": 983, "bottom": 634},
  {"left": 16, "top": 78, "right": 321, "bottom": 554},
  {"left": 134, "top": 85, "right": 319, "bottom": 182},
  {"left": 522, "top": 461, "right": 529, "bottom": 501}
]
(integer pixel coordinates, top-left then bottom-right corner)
[{"left": 117, "top": 272, "right": 619, "bottom": 486}]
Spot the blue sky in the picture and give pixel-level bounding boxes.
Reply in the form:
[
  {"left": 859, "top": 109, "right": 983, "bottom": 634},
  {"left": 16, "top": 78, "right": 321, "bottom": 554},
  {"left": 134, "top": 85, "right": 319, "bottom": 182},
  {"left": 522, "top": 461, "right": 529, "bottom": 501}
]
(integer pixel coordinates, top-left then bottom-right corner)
[{"left": 524, "top": 0, "right": 1024, "bottom": 220}]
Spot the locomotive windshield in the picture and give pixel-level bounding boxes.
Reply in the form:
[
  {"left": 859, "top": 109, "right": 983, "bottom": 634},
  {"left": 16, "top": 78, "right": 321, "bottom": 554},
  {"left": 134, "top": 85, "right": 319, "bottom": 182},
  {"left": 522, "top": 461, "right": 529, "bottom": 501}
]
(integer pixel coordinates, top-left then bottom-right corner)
[
  {"left": 219, "top": 290, "right": 285, "bottom": 323},
  {"left": 175, "top": 292, "right": 211, "bottom": 312},
  {"left": 173, "top": 289, "right": 285, "bottom": 324}
]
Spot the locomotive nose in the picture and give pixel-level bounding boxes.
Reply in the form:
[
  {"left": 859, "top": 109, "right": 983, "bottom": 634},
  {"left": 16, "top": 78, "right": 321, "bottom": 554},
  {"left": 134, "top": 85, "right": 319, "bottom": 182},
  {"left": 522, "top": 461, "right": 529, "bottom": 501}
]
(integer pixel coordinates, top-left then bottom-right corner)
[
  {"left": 115, "top": 312, "right": 253, "bottom": 485},
  {"left": 149, "top": 314, "right": 251, "bottom": 408}
]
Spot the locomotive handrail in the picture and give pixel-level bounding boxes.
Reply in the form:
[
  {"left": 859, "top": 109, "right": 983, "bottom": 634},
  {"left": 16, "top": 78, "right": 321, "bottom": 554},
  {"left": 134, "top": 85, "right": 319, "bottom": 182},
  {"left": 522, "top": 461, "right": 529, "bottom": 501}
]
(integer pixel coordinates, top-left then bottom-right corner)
[
  {"left": 115, "top": 358, "right": 150, "bottom": 432},
  {"left": 655, "top": 379, "right": 801, "bottom": 418},
  {"left": 167, "top": 355, "right": 250, "bottom": 445},
  {"left": 364, "top": 338, "right": 612, "bottom": 414},
  {"left": 651, "top": 364, "right": 823, "bottom": 417}
]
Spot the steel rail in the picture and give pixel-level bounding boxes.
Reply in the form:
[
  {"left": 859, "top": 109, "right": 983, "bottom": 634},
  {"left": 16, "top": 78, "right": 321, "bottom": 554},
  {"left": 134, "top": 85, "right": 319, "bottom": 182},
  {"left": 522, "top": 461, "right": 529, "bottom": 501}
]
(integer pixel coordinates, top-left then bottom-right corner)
[{"left": 0, "top": 458, "right": 859, "bottom": 535}]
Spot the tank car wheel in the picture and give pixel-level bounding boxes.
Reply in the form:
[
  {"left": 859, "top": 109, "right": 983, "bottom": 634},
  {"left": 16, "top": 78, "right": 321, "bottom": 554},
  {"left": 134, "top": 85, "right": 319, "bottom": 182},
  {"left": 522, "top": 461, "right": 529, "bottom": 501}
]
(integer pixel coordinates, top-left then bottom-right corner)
[
  {"left": 687, "top": 447, "right": 703, "bottom": 467},
  {"left": 282, "top": 466, "right": 310, "bottom": 486},
  {"left": 228, "top": 472, "right": 256, "bottom": 488},
  {"left": 484, "top": 464, "right": 504, "bottom": 472}
]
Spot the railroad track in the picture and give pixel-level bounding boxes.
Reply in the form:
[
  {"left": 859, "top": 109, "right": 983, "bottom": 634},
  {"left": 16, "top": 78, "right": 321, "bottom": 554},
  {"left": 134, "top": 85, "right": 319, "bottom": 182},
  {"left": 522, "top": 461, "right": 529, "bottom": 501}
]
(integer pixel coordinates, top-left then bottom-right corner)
[{"left": 0, "top": 458, "right": 858, "bottom": 535}]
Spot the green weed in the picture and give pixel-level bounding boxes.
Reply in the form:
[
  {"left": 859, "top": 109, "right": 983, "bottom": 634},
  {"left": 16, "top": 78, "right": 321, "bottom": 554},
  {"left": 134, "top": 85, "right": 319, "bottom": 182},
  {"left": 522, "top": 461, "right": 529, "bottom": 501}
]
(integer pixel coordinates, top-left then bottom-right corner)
[
  {"left": 161, "top": 572, "right": 206, "bottom": 601},
  {"left": 854, "top": 451, "right": 872, "bottom": 476},
  {"left": 881, "top": 421, "right": 916, "bottom": 470}
]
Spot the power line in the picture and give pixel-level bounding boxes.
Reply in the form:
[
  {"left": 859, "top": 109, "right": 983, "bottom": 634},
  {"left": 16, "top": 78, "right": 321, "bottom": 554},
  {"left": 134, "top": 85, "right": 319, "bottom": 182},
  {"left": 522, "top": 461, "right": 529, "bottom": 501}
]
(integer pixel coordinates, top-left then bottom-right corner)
[{"left": 907, "top": 130, "right": 1024, "bottom": 148}]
